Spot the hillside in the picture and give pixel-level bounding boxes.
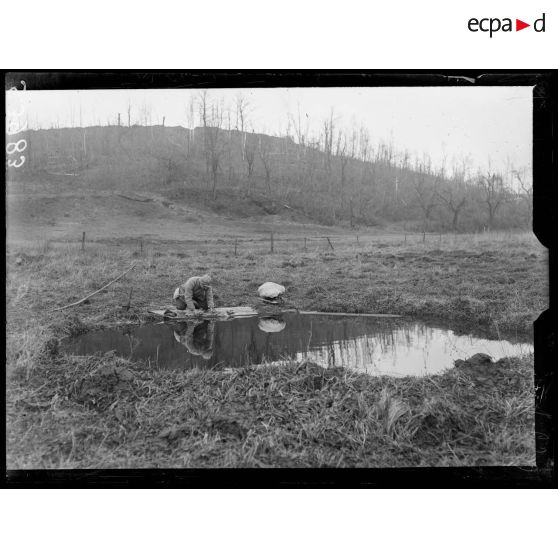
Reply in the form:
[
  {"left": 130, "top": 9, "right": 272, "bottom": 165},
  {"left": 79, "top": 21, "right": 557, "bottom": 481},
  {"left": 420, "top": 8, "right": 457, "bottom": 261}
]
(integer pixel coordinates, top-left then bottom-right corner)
[{"left": 7, "top": 125, "right": 530, "bottom": 242}]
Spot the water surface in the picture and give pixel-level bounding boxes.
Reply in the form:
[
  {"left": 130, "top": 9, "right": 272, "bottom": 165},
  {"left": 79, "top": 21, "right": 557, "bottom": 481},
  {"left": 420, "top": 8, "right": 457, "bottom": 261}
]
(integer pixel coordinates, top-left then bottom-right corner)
[{"left": 62, "top": 313, "right": 533, "bottom": 376}]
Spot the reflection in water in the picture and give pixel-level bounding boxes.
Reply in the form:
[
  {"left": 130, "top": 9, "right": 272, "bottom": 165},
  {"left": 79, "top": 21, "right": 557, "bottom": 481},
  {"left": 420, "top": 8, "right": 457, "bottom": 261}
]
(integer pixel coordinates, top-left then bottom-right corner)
[
  {"left": 63, "top": 313, "right": 533, "bottom": 377},
  {"left": 258, "top": 317, "right": 286, "bottom": 333},
  {"left": 296, "top": 325, "right": 532, "bottom": 376},
  {"left": 167, "top": 321, "right": 215, "bottom": 360}
]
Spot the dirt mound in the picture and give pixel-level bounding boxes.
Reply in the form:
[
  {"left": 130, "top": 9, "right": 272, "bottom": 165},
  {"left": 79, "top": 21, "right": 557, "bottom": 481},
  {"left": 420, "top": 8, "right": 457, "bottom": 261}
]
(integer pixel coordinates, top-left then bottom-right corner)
[
  {"left": 71, "top": 363, "right": 139, "bottom": 411},
  {"left": 451, "top": 353, "right": 528, "bottom": 394},
  {"left": 454, "top": 352, "right": 493, "bottom": 371}
]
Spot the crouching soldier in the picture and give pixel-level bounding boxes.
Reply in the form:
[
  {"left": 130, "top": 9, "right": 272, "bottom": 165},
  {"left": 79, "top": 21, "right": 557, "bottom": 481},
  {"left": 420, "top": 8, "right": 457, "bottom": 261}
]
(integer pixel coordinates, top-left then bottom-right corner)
[{"left": 173, "top": 274, "right": 215, "bottom": 312}]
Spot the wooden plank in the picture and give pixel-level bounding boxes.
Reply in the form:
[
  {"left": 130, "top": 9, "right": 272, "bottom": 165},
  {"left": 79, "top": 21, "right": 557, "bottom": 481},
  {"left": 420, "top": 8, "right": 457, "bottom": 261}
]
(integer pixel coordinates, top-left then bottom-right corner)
[
  {"left": 149, "top": 306, "right": 256, "bottom": 316},
  {"left": 148, "top": 307, "right": 402, "bottom": 320},
  {"left": 148, "top": 306, "right": 258, "bottom": 321}
]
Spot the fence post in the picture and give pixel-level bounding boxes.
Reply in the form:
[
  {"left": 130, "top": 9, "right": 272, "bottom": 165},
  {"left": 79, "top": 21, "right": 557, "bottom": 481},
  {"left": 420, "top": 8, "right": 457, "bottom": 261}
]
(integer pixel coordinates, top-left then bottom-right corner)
[
  {"left": 234, "top": 238, "right": 238, "bottom": 256},
  {"left": 270, "top": 231, "right": 274, "bottom": 254},
  {"left": 124, "top": 287, "right": 133, "bottom": 311},
  {"left": 326, "top": 237, "right": 334, "bottom": 251},
  {"left": 304, "top": 237, "right": 307, "bottom": 251},
  {"left": 140, "top": 240, "right": 143, "bottom": 255},
  {"left": 81, "top": 231, "right": 86, "bottom": 251},
  {"left": 422, "top": 231, "right": 426, "bottom": 243}
]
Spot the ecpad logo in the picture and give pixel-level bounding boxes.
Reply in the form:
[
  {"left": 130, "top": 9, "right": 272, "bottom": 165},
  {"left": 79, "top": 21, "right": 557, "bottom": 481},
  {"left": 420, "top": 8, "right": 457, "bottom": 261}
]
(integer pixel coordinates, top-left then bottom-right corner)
[{"left": 468, "top": 13, "right": 546, "bottom": 37}]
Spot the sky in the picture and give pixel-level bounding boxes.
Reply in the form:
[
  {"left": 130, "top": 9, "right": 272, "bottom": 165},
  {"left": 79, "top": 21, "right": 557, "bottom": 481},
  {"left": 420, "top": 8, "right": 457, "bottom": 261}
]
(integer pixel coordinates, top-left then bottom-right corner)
[{"left": 7, "top": 86, "right": 533, "bottom": 175}]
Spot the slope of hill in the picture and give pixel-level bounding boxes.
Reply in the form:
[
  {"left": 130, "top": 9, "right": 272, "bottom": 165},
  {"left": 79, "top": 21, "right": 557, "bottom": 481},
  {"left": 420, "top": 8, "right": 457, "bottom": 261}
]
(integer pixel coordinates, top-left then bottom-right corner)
[{"left": 7, "top": 125, "right": 529, "bottom": 243}]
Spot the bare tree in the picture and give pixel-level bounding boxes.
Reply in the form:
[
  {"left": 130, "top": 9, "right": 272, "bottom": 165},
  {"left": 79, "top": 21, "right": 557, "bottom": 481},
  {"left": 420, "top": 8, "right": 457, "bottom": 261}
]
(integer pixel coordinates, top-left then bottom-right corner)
[
  {"left": 243, "top": 132, "right": 257, "bottom": 191},
  {"left": 289, "top": 103, "right": 308, "bottom": 146},
  {"left": 185, "top": 94, "right": 196, "bottom": 158},
  {"left": 206, "top": 101, "right": 224, "bottom": 199},
  {"left": 258, "top": 136, "right": 274, "bottom": 192},
  {"left": 235, "top": 93, "right": 251, "bottom": 133},
  {"left": 512, "top": 167, "right": 532, "bottom": 227},
  {"left": 322, "top": 109, "right": 335, "bottom": 172},
  {"left": 377, "top": 139, "right": 395, "bottom": 168},
  {"left": 358, "top": 125, "right": 370, "bottom": 167},
  {"left": 198, "top": 91, "right": 211, "bottom": 185},
  {"left": 225, "top": 104, "right": 235, "bottom": 187},
  {"left": 195, "top": 92, "right": 225, "bottom": 198},
  {"left": 296, "top": 135, "right": 320, "bottom": 196},
  {"left": 478, "top": 170, "right": 509, "bottom": 230},
  {"left": 198, "top": 90, "right": 209, "bottom": 127},
  {"left": 278, "top": 125, "right": 292, "bottom": 193},
  {"left": 437, "top": 167, "right": 470, "bottom": 231},
  {"left": 412, "top": 172, "right": 439, "bottom": 228},
  {"left": 336, "top": 131, "right": 349, "bottom": 193},
  {"left": 399, "top": 149, "right": 411, "bottom": 171}
]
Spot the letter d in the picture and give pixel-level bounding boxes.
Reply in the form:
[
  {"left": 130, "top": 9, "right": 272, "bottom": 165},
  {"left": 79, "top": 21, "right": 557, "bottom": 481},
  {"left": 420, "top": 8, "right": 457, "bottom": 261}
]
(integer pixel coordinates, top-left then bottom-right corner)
[{"left": 534, "top": 13, "right": 545, "bottom": 32}]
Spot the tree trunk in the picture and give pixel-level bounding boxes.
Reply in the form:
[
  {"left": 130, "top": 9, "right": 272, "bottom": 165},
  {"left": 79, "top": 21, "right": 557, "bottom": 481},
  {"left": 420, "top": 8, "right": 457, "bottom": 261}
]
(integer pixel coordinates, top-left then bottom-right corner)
[
  {"left": 452, "top": 209, "right": 460, "bottom": 231},
  {"left": 487, "top": 204, "right": 495, "bottom": 230}
]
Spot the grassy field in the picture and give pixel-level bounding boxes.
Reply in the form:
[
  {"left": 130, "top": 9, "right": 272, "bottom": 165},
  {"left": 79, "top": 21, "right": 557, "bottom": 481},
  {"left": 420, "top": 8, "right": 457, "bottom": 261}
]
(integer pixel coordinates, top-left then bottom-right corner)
[{"left": 6, "top": 230, "right": 546, "bottom": 468}]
